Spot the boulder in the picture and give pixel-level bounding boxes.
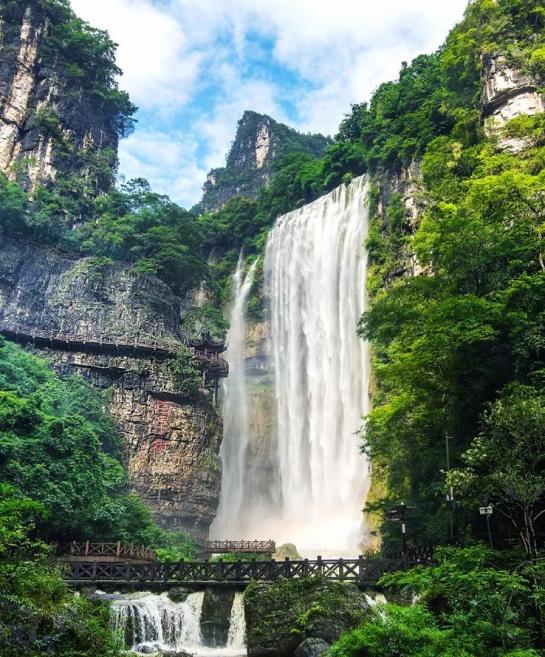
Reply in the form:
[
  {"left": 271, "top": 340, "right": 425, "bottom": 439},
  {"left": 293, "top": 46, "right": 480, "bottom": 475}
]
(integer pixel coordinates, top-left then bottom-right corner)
[
  {"left": 244, "top": 579, "right": 370, "bottom": 657},
  {"left": 294, "top": 638, "right": 330, "bottom": 657}
]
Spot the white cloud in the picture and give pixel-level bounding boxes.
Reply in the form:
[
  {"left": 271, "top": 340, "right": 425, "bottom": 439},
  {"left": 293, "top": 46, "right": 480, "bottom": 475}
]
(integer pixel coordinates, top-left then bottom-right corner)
[
  {"left": 69, "top": 0, "right": 469, "bottom": 206},
  {"left": 119, "top": 131, "right": 207, "bottom": 207},
  {"left": 70, "top": 0, "right": 203, "bottom": 111}
]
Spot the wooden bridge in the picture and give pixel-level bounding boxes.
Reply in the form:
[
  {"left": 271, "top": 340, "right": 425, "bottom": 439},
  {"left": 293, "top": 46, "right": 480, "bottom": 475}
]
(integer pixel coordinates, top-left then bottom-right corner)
[
  {"left": 62, "top": 555, "right": 431, "bottom": 588},
  {"left": 204, "top": 540, "right": 276, "bottom": 554}
]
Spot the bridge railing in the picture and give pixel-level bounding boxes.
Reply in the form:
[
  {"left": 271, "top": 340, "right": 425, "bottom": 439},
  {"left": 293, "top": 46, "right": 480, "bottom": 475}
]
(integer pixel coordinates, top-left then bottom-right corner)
[
  {"left": 62, "top": 556, "right": 425, "bottom": 585},
  {"left": 56, "top": 542, "right": 156, "bottom": 562},
  {"left": 204, "top": 540, "right": 276, "bottom": 554}
]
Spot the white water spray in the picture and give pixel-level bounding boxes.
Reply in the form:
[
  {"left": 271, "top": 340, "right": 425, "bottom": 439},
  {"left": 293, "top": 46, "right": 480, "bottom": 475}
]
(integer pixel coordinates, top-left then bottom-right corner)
[
  {"left": 111, "top": 591, "right": 205, "bottom": 654},
  {"left": 211, "top": 256, "right": 259, "bottom": 538},
  {"left": 111, "top": 590, "right": 247, "bottom": 656},
  {"left": 226, "top": 592, "right": 246, "bottom": 650},
  {"left": 264, "top": 175, "right": 371, "bottom": 552}
]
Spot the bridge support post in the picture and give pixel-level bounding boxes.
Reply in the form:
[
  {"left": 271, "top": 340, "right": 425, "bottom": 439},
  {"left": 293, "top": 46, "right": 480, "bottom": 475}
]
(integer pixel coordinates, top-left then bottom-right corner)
[{"left": 358, "top": 555, "right": 364, "bottom": 585}]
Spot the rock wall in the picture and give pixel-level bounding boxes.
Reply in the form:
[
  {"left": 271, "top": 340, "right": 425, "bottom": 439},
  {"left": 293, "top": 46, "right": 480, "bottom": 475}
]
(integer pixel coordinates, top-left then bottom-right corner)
[
  {"left": 199, "top": 111, "right": 331, "bottom": 213},
  {"left": 0, "top": 233, "right": 222, "bottom": 540},
  {"left": 482, "top": 54, "right": 545, "bottom": 151},
  {"left": 243, "top": 320, "right": 280, "bottom": 515},
  {"left": 0, "top": 2, "right": 120, "bottom": 192},
  {"left": 373, "top": 160, "right": 426, "bottom": 280}
]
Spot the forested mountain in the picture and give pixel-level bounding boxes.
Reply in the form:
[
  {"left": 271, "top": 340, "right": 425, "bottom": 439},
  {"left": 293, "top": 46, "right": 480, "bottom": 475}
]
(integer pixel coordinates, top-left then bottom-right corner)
[
  {"left": 198, "top": 110, "right": 331, "bottom": 213},
  {"left": 1, "top": 0, "right": 545, "bottom": 655}
]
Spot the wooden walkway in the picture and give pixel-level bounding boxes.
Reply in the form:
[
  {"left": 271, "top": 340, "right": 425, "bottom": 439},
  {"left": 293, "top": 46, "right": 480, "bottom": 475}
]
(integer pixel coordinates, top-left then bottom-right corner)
[
  {"left": 56, "top": 542, "right": 155, "bottom": 563},
  {"left": 63, "top": 556, "right": 429, "bottom": 588},
  {"left": 0, "top": 326, "right": 228, "bottom": 378}
]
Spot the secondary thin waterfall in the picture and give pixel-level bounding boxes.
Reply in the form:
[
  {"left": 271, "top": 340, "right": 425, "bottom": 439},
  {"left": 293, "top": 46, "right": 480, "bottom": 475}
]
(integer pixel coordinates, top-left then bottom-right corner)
[
  {"left": 211, "top": 256, "right": 258, "bottom": 538},
  {"left": 264, "top": 175, "right": 371, "bottom": 552}
]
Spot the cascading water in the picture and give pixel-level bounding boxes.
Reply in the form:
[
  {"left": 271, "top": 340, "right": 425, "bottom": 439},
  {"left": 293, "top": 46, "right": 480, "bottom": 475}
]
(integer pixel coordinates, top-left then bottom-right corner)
[
  {"left": 111, "top": 591, "right": 205, "bottom": 654},
  {"left": 110, "top": 591, "right": 247, "bottom": 656},
  {"left": 211, "top": 256, "right": 259, "bottom": 538},
  {"left": 264, "top": 175, "right": 371, "bottom": 552},
  {"left": 212, "top": 175, "right": 370, "bottom": 553}
]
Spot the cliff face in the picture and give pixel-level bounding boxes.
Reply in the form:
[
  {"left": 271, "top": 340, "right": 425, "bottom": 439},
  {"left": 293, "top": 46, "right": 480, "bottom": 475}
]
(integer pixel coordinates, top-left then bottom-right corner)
[
  {"left": 0, "top": 233, "right": 222, "bottom": 540},
  {"left": 200, "top": 111, "right": 331, "bottom": 212},
  {"left": 0, "top": 2, "right": 124, "bottom": 194},
  {"left": 482, "top": 54, "right": 545, "bottom": 151}
]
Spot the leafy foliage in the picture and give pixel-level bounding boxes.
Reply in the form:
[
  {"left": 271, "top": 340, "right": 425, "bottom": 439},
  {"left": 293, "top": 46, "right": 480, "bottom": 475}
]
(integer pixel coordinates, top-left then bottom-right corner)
[
  {"left": 359, "top": 0, "right": 545, "bottom": 552},
  {"left": 0, "top": 484, "right": 125, "bottom": 657},
  {"left": 330, "top": 546, "right": 543, "bottom": 657}
]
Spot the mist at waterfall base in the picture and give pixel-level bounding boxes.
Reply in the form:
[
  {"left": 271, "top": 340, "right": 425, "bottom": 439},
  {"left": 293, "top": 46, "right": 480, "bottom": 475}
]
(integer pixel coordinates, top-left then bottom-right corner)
[
  {"left": 109, "top": 591, "right": 246, "bottom": 656},
  {"left": 212, "top": 176, "right": 371, "bottom": 555}
]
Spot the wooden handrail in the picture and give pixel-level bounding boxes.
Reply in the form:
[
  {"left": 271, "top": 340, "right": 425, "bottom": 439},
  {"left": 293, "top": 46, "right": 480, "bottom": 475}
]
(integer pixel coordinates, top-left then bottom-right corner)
[
  {"left": 56, "top": 542, "right": 156, "bottom": 562},
  {"left": 62, "top": 555, "right": 432, "bottom": 586},
  {"left": 205, "top": 539, "right": 276, "bottom": 553},
  {"left": 0, "top": 326, "right": 228, "bottom": 377}
]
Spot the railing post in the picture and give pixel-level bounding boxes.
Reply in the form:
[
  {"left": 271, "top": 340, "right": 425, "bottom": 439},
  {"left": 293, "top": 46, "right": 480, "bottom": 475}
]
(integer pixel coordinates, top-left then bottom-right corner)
[
  {"left": 284, "top": 556, "right": 290, "bottom": 578},
  {"left": 339, "top": 558, "right": 344, "bottom": 580},
  {"left": 251, "top": 558, "right": 257, "bottom": 580},
  {"left": 303, "top": 558, "right": 309, "bottom": 578},
  {"left": 358, "top": 555, "right": 364, "bottom": 585},
  {"left": 116, "top": 541, "right": 121, "bottom": 557},
  {"left": 85, "top": 540, "right": 89, "bottom": 557},
  {"left": 317, "top": 555, "right": 323, "bottom": 577},
  {"left": 218, "top": 559, "right": 224, "bottom": 582}
]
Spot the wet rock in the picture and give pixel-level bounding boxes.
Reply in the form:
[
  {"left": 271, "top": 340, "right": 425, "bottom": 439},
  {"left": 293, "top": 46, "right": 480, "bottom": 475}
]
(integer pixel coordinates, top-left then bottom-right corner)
[
  {"left": 294, "top": 638, "right": 330, "bottom": 657},
  {"left": 245, "top": 579, "right": 370, "bottom": 657},
  {"left": 200, "top": 588, "right": 236, "bottom": 647},
  {"left": 167, "top": 587, "right": 192, "bottom": 603},
  {"left": 274, "top": 544, "right": 302, "bottom": 561}
]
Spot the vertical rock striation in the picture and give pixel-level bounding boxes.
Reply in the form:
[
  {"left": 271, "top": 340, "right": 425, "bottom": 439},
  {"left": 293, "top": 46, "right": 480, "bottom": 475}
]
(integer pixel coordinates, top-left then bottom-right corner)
[
  {"left": 199, "top": 111, "right": 331, "bottom": 212},
  {"left": 481, "top": 54, "right": 545, "bottom": 151},
  {"left": 0, "top": 1, "right": 128, "bottom": 193}
]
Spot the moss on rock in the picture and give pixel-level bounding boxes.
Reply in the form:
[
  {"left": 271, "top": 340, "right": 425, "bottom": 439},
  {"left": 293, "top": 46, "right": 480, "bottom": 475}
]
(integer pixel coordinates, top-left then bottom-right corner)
[{"left": 244, "top": 578, "right": 370, "bottom": 657}]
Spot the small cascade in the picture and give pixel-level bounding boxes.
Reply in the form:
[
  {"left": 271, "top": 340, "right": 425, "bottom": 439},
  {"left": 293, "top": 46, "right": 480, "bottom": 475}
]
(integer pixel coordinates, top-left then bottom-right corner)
[
  {"left": 226, "top": 593, "right": 246, "bottom": 650},
  {"left": 211, "top": 255, "right": 259, "bottom": 538},
  {"left": 110, "top": 590, "right": 247, "bottom": 656},
  {"left": 111, "top": 591, "right": 204, "bottom": 654}
]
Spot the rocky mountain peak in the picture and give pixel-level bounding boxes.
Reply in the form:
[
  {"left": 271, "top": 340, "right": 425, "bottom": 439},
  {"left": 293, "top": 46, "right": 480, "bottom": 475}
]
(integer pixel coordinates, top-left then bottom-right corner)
[{"left": 199, "top": 110, "right": 331, "bottom": 213}]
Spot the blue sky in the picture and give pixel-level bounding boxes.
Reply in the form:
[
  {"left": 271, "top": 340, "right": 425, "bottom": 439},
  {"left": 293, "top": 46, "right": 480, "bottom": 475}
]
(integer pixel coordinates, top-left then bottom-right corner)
[{"left": 70, "top": 0, "right": 469, "bottom": 208}]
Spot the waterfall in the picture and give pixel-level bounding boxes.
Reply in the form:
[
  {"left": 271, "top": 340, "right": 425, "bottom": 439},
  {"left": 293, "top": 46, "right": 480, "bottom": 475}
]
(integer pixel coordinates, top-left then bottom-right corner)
[
  {"left": 211, "top": 256, "right": 258, "bottom": 538},
  {"left": 110, "top": 590, "right": 247, "bottom": 656},
  {"left": 111, "top": 591, "right": 205, "bottom": 654},
  {"left": 226, "top": 593, "right": 246, "bottom": 650},
  {"left": 264, "top": 175, "right": 371, "bottom": 552}
]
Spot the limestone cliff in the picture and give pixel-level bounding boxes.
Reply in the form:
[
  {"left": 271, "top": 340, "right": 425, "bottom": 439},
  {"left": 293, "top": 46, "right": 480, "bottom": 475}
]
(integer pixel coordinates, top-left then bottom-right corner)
[
  {"left": 482, "top": 54, "right": 545, "bottom": 151},
  {"left": 0, "top": 1, "right": 132, "bottom": 194},
  {"left": 0, "top": 233, "right": 222, "bottom": 540},
  {"left": 199, "top": 111, "right": 331, "bottom": 212}
]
